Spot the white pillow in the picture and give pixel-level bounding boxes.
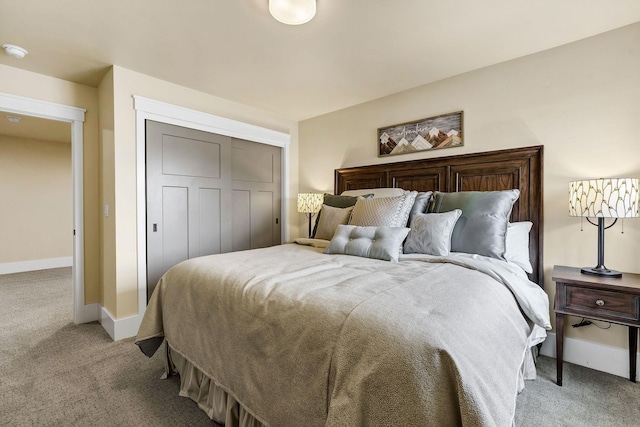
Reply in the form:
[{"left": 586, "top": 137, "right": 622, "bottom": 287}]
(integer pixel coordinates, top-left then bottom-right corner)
[
  {"left": 403, "top": 210, "right": 462, "bottom": 256},
  {"left": 504, "top": 221, "right": 533, "bottom": 273},
  {"left": 349, "top": 191, "right": 417, "bottom": 228},
  {"left": 341, "top": 188, "right": 406, "bottom": 198}
]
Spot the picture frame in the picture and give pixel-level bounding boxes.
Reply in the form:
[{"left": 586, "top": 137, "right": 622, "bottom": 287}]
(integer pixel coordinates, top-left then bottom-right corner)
[{"left": 378, "top": 110, "right": 464, "bottom": 157}]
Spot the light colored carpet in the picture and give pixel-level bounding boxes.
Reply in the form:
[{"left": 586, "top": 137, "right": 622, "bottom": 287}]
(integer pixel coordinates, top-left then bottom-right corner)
[
  {"left": 0, "top": 268, "right": 213, "bottom": 427},
  {"left": 515, "top": 346, "right": 640, "bottom": 426},
  {"left": 1, "top": 268, "right": 639, "bottom": 426}
]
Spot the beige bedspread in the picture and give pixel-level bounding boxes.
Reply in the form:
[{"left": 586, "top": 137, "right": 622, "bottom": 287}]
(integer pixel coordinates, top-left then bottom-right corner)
[{"left": 136, "top": 243, "right": 550, "bottom": 426}]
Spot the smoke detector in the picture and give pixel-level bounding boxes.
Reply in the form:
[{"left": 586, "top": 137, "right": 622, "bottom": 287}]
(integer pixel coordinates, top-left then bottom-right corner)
[{"left": 2, "top": 44, "right": 28, "bottom": 59}]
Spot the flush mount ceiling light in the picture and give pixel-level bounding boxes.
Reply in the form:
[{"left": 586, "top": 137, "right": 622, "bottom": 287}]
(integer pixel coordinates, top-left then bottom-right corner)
[
  {"left": 2, "top": 44, "right": 28, "bottom": 59},
  {"left": 269, "top": 0, "right": 316, "bottom": 25},
  {"left": 6, "top": 115, "right": 21, "bottom": 123}
]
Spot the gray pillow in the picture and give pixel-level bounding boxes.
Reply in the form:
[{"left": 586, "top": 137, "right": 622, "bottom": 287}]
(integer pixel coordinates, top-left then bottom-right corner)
[
  {"left": 324, "top": 225, "right": 410, "bottom": 262},
  {"left": 349, "top": 191, "right": 417, "bottom": 228},
  {"left": 312, "top": 193, "right": 373, "bottom": 237},
  {"left": 430, "top": 190, "right": 520, "bottom": 259},
  {"left": 314, "top": 204, "right": 354, "bottom": 240},
  {"left": 403, "top": 210, "right": 462, "bottom": 256},
  {"left": 407, "top": 191, "right": 433, "bottom": 226}
]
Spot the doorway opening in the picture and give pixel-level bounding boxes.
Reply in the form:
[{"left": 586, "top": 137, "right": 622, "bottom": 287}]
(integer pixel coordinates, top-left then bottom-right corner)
[{"left": 0, "top": 92, "right": 87, "bottom": 324}]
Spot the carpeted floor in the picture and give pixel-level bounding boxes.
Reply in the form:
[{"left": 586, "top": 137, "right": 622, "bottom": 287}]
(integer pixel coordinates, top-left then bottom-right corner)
[
  {"left": 1, "top": 268, "right": 639, "bottom": 426},
  {"left": 0, "top": 268, "right": 213, "bottom": 427}
]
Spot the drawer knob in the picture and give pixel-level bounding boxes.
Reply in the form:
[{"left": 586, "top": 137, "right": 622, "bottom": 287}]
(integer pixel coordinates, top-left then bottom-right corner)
[{"left": 595, "top": 299, "right": 605, "bottom": 307}]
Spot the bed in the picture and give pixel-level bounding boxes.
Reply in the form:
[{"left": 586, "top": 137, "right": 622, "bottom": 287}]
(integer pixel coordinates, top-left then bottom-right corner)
[{"left": 136, "top": 145, "right": 550, "bottom": 427}]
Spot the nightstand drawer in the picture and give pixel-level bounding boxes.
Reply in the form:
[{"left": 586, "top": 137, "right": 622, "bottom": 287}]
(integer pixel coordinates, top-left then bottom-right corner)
[{"left": 565, "top": 286, "right": 639, "bottom": 321}]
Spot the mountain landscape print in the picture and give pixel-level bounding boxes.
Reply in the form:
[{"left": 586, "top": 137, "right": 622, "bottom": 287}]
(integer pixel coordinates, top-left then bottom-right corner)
[{"left": 378, "top": 111, "right": 463, "bottom": 156}]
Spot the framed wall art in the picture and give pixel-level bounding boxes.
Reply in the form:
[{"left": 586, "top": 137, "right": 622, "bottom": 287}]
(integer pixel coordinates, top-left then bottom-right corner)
[{"left": 378, "top": 111, "right": 463, "bottom": 157}]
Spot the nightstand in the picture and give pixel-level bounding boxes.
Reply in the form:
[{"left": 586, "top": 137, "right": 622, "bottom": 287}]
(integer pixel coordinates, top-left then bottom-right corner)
[{"left": 552, "top": 265, "right": 640, "bottom": 386}]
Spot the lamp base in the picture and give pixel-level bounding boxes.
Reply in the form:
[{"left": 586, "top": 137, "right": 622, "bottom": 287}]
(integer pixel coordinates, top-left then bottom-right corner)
[{"left": 581, "top": 266, "right": 622, "bottom": 278}]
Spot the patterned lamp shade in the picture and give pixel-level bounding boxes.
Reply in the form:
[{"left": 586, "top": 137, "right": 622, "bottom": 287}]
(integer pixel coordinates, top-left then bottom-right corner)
[
  {"left": 297, "top": 193, "right": 324, "bottom": 214},
  {"left": 569, "top": 178, "right": 639, "bottom": 218}
]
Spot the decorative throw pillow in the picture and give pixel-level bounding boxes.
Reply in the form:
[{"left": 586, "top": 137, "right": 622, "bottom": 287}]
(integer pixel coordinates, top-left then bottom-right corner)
[
  {"left": 403, "top": 210, "right": 462, "bottom": 256},
  {"left": 430, "top": 189, "right": 520, "bottom": 259},
  {"left": 314, "top": 204, "right": 355, "bottom": 240},
  {"left": 349, "top": 191, "right": 418, "bottom": 228},
  {"left": 504, "top": 221, "right": 533, "bottom": 273},
  {"left": 324, "top": 225, "right": 410, "bottom": 262},
  {"left": 312, "top": 193, "right": 373, "bottom": 237},
  {"left": 407, "top": 191, "right": 433, "bottom": 226}
]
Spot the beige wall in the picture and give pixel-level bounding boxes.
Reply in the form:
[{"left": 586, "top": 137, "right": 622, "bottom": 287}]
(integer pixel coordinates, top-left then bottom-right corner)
[
  {"left": 98, "top": 68, "right": 116, "bottom": 314},
  {"left": 299, "top": 23, "right": 640, "bottom": 353},
  {"left": 0, "top": 64, "right": 101, "bottom": 304},
  {"left": 0, "top": 135, "right": 72, "bottom": 262},
  {"left": 0, "top": 63, "right": 299, "bottom": 322},
  {"left": 107, "top": 65, "right": 299, "bottom": 318}
]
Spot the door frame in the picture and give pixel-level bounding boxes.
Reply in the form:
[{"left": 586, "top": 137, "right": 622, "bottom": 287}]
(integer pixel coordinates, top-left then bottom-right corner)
[
  {"left": 0, "top": 92, "right": 87, "bottom": 324},
  {"left": 133, "top": 96, "right": 291, "bottom": 318}
]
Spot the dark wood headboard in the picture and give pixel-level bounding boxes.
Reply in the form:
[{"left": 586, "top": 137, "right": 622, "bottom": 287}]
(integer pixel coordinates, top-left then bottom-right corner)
[{"left": 335, "top": 145, "right": 544, "bottom": 287}]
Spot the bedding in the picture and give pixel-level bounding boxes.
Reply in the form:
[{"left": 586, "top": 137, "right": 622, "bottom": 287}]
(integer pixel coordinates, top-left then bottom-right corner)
[
  {"left": 312, "top": 193, "right": 372, "bottom": 238},
  {"left": 348, "top": 191, "right": 417, "bottom": 227},
  {"left": 403, "top": 209, "right": 462, "bottom": 256},
  {"left": 136, "top": 243, "right": 550, "bottom": 427},
  {"left": 431, "top": 189, "right": 520, "bottom": 260},
  {"left": 505, "top": 221, "right": 534, "bottom": 273},
  {"left": 407, "top": 190, "right": 433, "bottom": 225},
  {"left": 323, "top": 224, "right": 410, "bottom": 261},
  {"left": 341, "top": 187, "right": 406, "bottom": 198},
  {"left": 313, "top": 204, "right": 354, "bottom": 240}
]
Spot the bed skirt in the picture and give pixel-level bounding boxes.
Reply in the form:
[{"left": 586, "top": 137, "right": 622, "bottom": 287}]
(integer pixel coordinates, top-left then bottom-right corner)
[
  {"left": 166, "top": 328, "right": 545, "bottom": 427},
  {"left": 168, "top": 344, "right": 266, "bottom": 427}
]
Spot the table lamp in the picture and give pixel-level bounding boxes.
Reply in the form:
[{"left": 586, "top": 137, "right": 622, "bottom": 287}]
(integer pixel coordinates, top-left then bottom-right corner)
[
  {"left": 297, "top": 193, "right": 324, "bottom": 237},
  {"left": 569, "top": 178, "right": 639, "bottom": 277}
]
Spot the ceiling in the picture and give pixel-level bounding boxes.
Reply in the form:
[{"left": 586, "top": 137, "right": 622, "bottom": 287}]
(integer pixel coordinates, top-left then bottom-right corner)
[
  {"left": 0, "top": 112, "right": 70, "bottom": 143},
  {"left": 1, "top": 0, "right": 640, "bottom": 121}
]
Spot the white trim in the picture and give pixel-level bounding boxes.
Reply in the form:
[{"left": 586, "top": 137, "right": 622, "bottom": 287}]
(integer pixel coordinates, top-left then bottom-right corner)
[
  {"left": 0, "top": 92, "right": 88, "bottom": 325},
  {"left": 100, "top": 305, "right": 144, "bottom": 341},
  {"left": 71, "top": 119, "right": 87, "bottom": 324},
  {"left": 0, "top": 257, "right": 73, "bottom": 275},
  {"left": 540, "top": 332, "right": 640, "bottom": 380},
  {"left": 77, "top": 303, "right": 100, "bottom": 324},
  {"left": 0, "top": 92, "right": 85, "bottom": 122},
  {"left": 132, "top": 96, "right": 289, "bottom": 148},
  {"left": 133, "top": 96, "right": 291, "bottom": 331}
]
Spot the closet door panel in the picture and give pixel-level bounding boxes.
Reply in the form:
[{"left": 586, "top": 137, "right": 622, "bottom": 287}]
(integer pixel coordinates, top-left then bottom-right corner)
[
  {"left": 232, "top": 190, "right": 252, "bottom": 252},
  {"left": 199, "top": 188, "right": 222, "bottom": 256},
  {"left": 162, "top": 186, "right": 189, "bottom": 270},
  {"left": 252, "top": 191, "right": 275, "bottom": 249}
]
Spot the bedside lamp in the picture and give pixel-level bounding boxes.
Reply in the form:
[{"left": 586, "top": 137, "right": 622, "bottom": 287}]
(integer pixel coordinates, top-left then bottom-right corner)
[
  {"left": 569, "top": 178, "right": 639, "bottom": 277},
  {"left": 297, "top": 193, "right": 324, "bottom": 237}
]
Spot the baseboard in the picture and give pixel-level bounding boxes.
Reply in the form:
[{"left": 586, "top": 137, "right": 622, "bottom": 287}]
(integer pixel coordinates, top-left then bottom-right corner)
[
  {"left": 100, "top": 306, "right": 143, "bottom": 341},
  {"left": 540, "top": 332, "right": 640, "bottom": 379},
  {"left": 0, "top": 256, "right": 73, "bottom": 275},
  {"left": 76, "top": 303, "right": 100, "bottom": 324}
]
